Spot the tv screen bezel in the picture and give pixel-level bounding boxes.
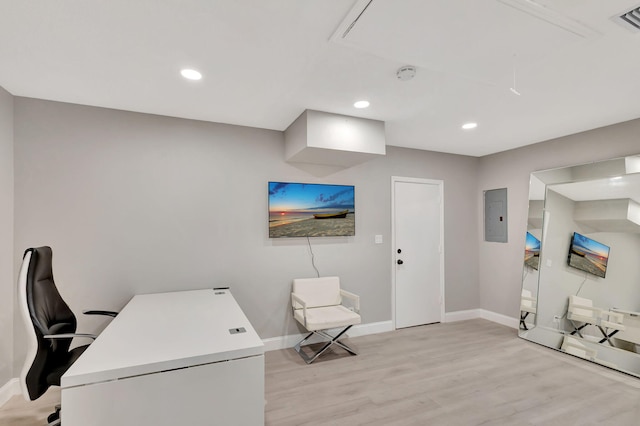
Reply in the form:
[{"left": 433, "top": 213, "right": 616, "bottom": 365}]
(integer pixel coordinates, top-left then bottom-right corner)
[
  {"left": 268, "top": 181, "right": 355, "bottom": 238},
  {"left": 567, "top": 231, "right": 610, "bottom": 278}
]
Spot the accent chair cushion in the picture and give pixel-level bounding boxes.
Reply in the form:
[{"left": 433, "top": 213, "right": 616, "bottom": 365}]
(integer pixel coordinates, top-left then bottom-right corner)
[{"left": 294, "top": 305, "right": 361, "bottom": 331}]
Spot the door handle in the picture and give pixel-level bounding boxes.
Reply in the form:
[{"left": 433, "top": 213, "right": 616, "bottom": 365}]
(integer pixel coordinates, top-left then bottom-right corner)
[{"left": 397, "top": 259, "right": 404, "bottom": 265}]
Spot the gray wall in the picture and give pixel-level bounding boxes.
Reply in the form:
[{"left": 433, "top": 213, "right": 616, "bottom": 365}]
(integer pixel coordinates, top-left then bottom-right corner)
[
  {"left": 8, "top": 94, "right": 639, "bottom": 384},
  {"left": 536, "top": 189, "right": 640, "bottom": 333},
  {"left": 0, "top": 86, "right": 14, "bottom": 387},
  {"left": 11, "top": 98, "right": 480, "bottom": 374},
  {"left": 477, "top": 118, "right": 640, "bottom": 319}
]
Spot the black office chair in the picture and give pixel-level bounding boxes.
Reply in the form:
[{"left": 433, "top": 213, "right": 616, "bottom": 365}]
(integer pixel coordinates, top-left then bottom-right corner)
[{"left": 17, "top": 246, "right": 117, "bottom": 426}]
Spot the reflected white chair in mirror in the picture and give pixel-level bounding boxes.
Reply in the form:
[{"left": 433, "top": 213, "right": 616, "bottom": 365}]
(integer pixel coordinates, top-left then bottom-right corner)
[
  {"left": 597, "top": 310, "right": 625, "bottom": 346},
  {"left": 519, "top": 289, "right": 537, "bottom": 330},
  {"left": 561, "top": 335, "right": 597, "bottom": 361},
  {"left": 560, "top": 335, "right": 618, "bottom": 369},
  {"left": 291, "top": 276, "right": 361, "bottom": 364},
  {"left": 567, "top": 295, "right": 601, "bottom": 338}
]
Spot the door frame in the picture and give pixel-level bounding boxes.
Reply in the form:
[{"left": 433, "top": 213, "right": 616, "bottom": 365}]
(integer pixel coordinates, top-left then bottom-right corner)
[{"left": 391, "top": 176, "right": 445, "bottom": 330}]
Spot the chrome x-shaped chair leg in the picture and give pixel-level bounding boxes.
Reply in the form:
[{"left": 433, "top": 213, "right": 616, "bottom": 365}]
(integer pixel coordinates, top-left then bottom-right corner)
[
  {"left": 569, "top": 320, "right": 589, "bottom": 338},
  {"left": 294, "top": 325, "right": 357, "bottom": 364},
  {"left": 597, "top": 326, "right": 619, "bottom": 346},
  {"left": 520, "top": 311, "right": 531, "bottom": 330}
]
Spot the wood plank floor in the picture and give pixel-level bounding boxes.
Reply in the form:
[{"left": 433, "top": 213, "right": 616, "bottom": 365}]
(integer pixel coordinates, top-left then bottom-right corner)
[{"left": 2, "top": 319, "right": 640, "bottom": 425}]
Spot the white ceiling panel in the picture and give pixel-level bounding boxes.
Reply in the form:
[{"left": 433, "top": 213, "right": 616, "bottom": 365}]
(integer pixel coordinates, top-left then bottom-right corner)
[{"left": 1, "top": 0, "right": 640, "bottom": 156}]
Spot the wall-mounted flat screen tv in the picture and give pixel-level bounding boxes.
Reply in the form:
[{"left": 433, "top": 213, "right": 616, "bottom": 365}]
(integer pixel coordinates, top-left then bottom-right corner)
[
  {"left": 567, "top": 232, "right": 610, "bottom": 278},
  {"left": 524, "top": 232, "right": 540, "bottom": 270},
  {"left": 268, "top": 182, "right": 355, "bottom": 238}
]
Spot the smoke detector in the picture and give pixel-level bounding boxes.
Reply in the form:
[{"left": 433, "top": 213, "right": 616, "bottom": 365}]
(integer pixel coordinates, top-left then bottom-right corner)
[{"left": 396, "top": 66, "right": 416, "bottom": 81}]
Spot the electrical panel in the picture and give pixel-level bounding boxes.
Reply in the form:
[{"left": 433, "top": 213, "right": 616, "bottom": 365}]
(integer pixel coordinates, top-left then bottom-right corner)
[{"left": 484, "top": 188, "right": 508, "bottom": 243}]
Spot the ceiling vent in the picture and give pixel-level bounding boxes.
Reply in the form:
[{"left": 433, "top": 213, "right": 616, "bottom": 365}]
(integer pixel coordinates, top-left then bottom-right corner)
[
  {"left": 612, "top": 6, "right": 640, "bottom": 33},
  {"left": 497, "top": 0, "right": 600, "bottom": 39}
]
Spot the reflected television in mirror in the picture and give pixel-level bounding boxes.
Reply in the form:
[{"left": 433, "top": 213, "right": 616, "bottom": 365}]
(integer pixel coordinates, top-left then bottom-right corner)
[
  {"left": 524, "top": 232, "right": 541, "bottom": 270},
  {"left": 567, "top": 232, "right": 610, "bottom": 278},
  {"left": 268, "top": 182, "right": 355, "bottom": 238},
  {"left": 520, "top": 154, "right": 640, "bottom": 379}
]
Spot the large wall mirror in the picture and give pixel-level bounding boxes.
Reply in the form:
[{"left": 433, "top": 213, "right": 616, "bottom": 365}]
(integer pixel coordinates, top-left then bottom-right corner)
[{"left": 520, "top": 154, "right": 640, "bottom": 377}]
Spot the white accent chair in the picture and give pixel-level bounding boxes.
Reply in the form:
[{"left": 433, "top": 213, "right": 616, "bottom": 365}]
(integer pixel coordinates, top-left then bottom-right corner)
[
  {"left": 597, "top": 310, "right": 625, "bottom": 346},
  {"left": 561, "top": 335, "right": 597, "bottom": 360},
  {"left": 291, "top": 276, "right": 361, "bottom": 364},
  {"left": 567, "top": 295, "right": 625, "bottom": 347},
  {"left": 567, "top": 295, "right": 601, "bottom": 338},
  {"left": 560, "top": 335, "right": 618, "bottom": 369},
  {"left": 519, "top": 289, "right": 537, "bottom": 330}
]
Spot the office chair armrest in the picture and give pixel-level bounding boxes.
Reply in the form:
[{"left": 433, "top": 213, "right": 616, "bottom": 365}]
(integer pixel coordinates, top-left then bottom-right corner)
[
  {"left": 44, "top": 333, "right": 98, "bottom": 340},
  {"left": 83, "top": 309, "right": 118, "bottom": 317},
  {"left": 340, "top": 289, "right": 360, "bottom": 313}
]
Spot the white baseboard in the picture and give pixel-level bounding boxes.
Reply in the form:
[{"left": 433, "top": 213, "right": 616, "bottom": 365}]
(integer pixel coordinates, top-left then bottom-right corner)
[
  {"left": 345, "top": 320, "right": 394, "bottom": 337},
  {"left": 445, "top": 308, "right": 519, "bottom": 329},
  {"left": 0, "top": 378, "right": 20, "bottom": 408},
  {"left": 263, "top": 311, "right": 519, "bottom": 352},
  {"left": 444, "top": 309, "right": 482, "bottom": 323},
  {"left": 262, "top": 320, "right": 393, "bottom": 352},
  {"left": 479, "top": 309, "right": 519, "bottom": 329}
]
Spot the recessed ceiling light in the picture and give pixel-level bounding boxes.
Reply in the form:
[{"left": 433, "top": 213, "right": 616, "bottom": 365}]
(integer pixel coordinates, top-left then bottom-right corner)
[
  {"left": 462, "top": 122, "right": 478, "bottom": 130},
  {"left": 180, "top": 69, "right": 202, "bottom": 81},
  {"left": 354, "top": 100, "right": 370, "bottom": 109}
]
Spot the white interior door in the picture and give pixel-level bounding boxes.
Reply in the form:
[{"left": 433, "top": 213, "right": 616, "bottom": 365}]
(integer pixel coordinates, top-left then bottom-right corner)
[{"left": 393, "top": 177, "right": 444, "bottom": 329}]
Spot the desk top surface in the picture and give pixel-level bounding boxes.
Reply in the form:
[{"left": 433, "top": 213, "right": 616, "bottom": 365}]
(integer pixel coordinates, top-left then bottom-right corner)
[
  {"left": 611, "top": 307, "right": 640, "bottom": 316},
  {"left": 62, "top": 289, "right": 264, "bottom": 388}
]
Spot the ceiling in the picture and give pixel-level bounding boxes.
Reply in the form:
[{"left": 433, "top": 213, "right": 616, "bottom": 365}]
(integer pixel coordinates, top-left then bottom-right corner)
[
  {"left": 530, "top": 155, "right": 640, "bottom": 201},
  {"left": 552, "top": 173, "right": 640, "bottom": 204},
  {"left": 1, "top": 0, "right": 640, "bottom": 157}
]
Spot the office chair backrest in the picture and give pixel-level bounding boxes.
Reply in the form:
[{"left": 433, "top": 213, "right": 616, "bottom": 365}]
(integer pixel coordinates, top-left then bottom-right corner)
[
  {"left": 292, "top": 276, "right": 341, "bottom": 309},
  {"left": 18, "top": 246, "right": 77, "bottom": 400}
]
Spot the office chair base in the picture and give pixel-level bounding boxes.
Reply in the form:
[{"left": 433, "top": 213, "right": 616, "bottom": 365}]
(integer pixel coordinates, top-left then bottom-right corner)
[
  {"left": 294, "top": 325, "right": 357, "bottom": 364},
  {"left": 47, "top": 405, "right": 61, "bottom": 426}
]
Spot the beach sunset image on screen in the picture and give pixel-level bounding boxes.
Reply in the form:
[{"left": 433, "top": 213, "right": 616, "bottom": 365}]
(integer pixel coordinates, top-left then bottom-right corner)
[
  {"left": 268, "top": 182, "right": 355, "bottom": 238},
  {"left": 567, "top": 232, "right": 610, "bottom": 278},
  {"left": 524, "top": 232, "right": 541, "bottom": 270}
]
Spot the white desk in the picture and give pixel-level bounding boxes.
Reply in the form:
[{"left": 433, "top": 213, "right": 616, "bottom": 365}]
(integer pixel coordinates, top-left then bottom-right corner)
[
  {"left": 61, "top": 289, "right": 264, "bottom": 425},
  {"left": 611, "top": 308, "right": 640, "bottom": 346}
]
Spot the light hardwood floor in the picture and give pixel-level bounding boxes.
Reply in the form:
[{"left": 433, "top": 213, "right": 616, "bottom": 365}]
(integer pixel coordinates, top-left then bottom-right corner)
[{"left": 2, "top": 320, "right": 640, "bottom": 425}]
